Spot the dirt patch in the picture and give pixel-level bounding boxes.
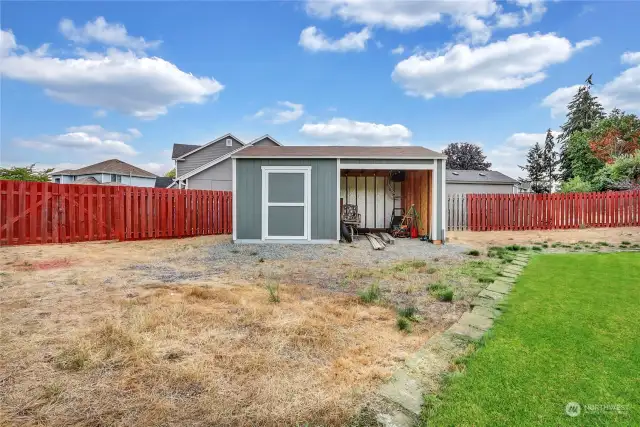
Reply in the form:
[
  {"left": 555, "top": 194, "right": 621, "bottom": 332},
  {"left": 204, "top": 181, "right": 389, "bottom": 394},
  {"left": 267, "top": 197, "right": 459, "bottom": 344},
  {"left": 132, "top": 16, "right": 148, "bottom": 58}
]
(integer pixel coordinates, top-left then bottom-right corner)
[
  {"left": 11, "top": 258, "right": 74, "bottom": 271},
  {"left": 0, "top": 236, "right": 477, "bottom": 426},
  {"left": 449, "top": 226, "right": 640, "bottom": 249}
]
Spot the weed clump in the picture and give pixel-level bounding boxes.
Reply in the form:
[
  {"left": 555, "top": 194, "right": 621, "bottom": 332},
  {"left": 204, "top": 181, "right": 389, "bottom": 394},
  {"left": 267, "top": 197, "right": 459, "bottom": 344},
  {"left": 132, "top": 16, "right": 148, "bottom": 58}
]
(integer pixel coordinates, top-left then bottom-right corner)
[
  {"left": 266, "top": 283, "right": 280, "bottom": 303},
  {"left": 396, "top": 316, "right": 412, "bottom": 332},
  {"left": 358, "top": 282, "right": 381, "bottom": 303},
  {"left": 466, "top": 250, "right": 481, "bottom": 256}
]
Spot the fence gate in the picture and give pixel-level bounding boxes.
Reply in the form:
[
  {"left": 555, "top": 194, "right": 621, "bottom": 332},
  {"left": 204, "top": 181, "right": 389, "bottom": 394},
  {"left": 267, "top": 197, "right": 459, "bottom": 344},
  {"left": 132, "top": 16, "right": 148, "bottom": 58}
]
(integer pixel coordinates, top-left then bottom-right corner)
[{"left": 447, "top": 193, "right": 467, "bottom": 231}]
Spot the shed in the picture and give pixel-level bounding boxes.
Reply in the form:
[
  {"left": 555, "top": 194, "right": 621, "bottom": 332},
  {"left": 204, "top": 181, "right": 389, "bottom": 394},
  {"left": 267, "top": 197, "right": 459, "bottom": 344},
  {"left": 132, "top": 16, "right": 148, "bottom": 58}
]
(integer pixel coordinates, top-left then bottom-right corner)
[
  {"left": 231, "top": 146, "right": 447, "bottom": 244},
  {"left": 446, "top": 170, "right": 518, "bottom": 195}
]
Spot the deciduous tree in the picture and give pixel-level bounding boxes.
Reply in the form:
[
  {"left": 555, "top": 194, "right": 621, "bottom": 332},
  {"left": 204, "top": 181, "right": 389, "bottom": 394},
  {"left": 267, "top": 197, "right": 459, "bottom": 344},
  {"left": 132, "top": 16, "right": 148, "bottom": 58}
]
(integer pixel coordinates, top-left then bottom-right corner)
[
  {"left": 442, "top": 143, "right": 491, "bottom": 170},
  {"left": 0, "top": 164, "right": 53, "bottom": 182}
]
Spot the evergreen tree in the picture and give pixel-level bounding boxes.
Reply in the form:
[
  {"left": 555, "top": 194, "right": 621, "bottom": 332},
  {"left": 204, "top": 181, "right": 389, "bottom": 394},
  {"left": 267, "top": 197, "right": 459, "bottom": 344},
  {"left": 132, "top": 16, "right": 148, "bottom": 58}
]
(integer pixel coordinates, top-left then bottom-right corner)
[
  {"left": 519, "top": 142, "right": 547, "bottom": 193},
  {"left": 558, "top": 76, "right": 605, "bottom": 181},
  {"left": 541, "top": 129, "right": 559, "bottom": 192}
]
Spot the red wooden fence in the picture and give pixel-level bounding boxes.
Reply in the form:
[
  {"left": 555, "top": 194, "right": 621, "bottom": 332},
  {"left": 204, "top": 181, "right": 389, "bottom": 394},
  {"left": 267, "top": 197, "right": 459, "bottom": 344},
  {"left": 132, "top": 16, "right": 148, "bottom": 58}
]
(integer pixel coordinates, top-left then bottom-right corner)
[
  {"left": 467, "top": 190, "right": 640, "bottom": 231},
  {"left": 0, "top": 181, "right": 232, "bottom": 246}
]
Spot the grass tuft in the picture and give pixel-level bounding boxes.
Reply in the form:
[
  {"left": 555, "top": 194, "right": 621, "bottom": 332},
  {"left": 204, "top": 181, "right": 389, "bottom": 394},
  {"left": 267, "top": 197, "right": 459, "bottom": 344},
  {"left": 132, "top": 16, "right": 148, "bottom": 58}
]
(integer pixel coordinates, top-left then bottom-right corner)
[
  {"left": 465, "top": 250, "right": 481, "bottom": 256},
  {"left": 397, "top": 306, "right": 418, "bottom": 320},
  {"left": 266, "top": 283, "right": 280, "bottom": 303},
  {"left": 358, "top": 282, "right": 381, "bottom": 303},
  {"left": 396, "top": 316, "right": 412, "bottom": 332},
  {"left": 426, "top": 267, "right": 437, "bottom": 274},
  {"left": 435, "top": 288, "right": 454, "bottom": 302}
]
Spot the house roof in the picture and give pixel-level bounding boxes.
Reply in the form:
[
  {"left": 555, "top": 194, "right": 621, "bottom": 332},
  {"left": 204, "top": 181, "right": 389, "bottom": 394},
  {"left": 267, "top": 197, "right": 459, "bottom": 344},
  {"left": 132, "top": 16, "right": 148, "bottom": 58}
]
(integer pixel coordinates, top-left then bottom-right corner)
[
  {"left": 154, "top": 177, "right": 175, "bottom": 188},
  {"left": 52, "top": 159, "right": 157, "bottom": 178},
  {"left": 233, "top": 145, "right": 446, "bottom": 159},
  {"left": 73, "top": 176, "right": 101, "bottom": 185},
  {"left": 172, "top": 144, "right": 201, "bottom": 159},
  {"left": 172, "top": 133, "right": 245, "bottom": 160},
  {"left": 446, "top": 170, "right": 518, "bottom": 185}
]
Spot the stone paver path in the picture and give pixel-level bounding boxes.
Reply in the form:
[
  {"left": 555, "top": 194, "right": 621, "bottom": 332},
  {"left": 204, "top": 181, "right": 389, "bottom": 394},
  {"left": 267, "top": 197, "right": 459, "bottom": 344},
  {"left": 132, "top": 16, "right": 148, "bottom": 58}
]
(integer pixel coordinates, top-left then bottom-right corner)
[{"left": 375, "top": 252, "right": 532, "bottom": 426}]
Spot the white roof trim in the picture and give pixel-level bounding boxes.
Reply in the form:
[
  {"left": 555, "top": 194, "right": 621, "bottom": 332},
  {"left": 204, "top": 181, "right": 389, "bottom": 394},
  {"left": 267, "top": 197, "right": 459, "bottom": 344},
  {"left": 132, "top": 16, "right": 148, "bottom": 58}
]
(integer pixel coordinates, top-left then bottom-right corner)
[
  {"left": 246, "top": 134, "right": 283, "bottom": 146},
  {"left": 176, "top": 135, "right": 277, "bottom": 180},
  {"left": 175, "top": 133, "right": 244, "bottom": 160},
  {"left": 232, "top": 155, "right": 445, "bottom": 160}
]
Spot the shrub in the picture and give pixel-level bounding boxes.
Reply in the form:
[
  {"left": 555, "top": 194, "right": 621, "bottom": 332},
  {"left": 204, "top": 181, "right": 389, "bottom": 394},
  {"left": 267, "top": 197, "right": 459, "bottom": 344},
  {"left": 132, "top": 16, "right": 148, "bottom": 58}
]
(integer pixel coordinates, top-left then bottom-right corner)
[
  {"left": 396, "top": 316, "right": 412, "bottom": 332},
  {"left": 466, "top": 249, "right": 481, "bottom": 256},
  {"left": 358, "top": 282, "right": 381, "bottom": 303},
  {"left": 597, "top": 241, "right": 610, "bottom": 247},
  {"left": 531, "top": 246, "right": 542, "bottom": 251},
  {"left": 504, "top": 245, "right": 522, "bottom": 251},
  {"left": 266, "top": 283, "right": 280, "bottom": 303},
  {"left": 560, "top": 176, "right": 594, "bottom": 193},
  {"left": 426, "top": 267, "right": 437, "bottom": 274},
  {"left": 541, "top": 243, "right": 549, "bottom": 248},
  {"left": 621, "top": 241, "right": 631, "bottom": 245}
]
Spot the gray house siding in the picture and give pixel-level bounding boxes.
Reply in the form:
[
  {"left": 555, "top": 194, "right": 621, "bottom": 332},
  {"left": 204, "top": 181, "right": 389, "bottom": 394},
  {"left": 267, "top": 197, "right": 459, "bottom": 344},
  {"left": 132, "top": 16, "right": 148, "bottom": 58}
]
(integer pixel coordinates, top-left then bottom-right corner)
[
  {"left": 235, "top": 159, "right": 338, "bottom": 241},
  {"left": 447, "top": 182, "right": 516, "bottom": 195},
  {"left": 176, "top": 136, "right": 243, "bottom": 177},
  {"left": 189, "top": 158, "right": 232, "bottom": 190},
  {"left": 340, "top": 159, "right": 434, "bottom": 165},
  {"left": 183, "top": 138, "right": 280, "bottom": 189},
  {"left": 252, "top": 137, "right": 279, "bottom": 147}
]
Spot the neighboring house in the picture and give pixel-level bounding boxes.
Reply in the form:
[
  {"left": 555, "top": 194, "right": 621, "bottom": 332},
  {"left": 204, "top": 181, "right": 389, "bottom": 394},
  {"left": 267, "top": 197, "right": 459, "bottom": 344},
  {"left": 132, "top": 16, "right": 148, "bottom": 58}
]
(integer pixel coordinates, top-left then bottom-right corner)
[
  {"left": 171, "top": 133, "right": 282, "bottom": 190},
  {"left": 231, "top": 145, "right": 448, "bottom": 244},
  {"left": 446, "top": 170, "right": 518, "bottom": 195},
  {"left": 51, "top": 159, "right": 158, "bottom": 187},
  {"left": 154, "top": 177, "right": 175, "bottom": 188}
]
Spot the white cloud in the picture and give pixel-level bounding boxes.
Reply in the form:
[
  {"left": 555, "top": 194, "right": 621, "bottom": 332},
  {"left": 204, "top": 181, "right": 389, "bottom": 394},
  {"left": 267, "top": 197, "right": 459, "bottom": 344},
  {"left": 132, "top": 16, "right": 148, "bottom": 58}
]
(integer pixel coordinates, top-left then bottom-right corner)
[
  {"left": 305, "top": 0, "right": 547, "bottom": 46},
  {"left": 391, "top": 45, "right": 405, "bottom": 55},
  {"left": 0, "top": 28, "right": 224, "bottom": 119},
  {"left": 59, "top": 17, "right": 161, "bottom": 51},
  {"left": 541, "top": 84, "right": 581, "bottom": 118},
  {"left": 392, "top": 33, "right": 595, "bottom": 99},
  {"left": 253, "top": 101, "right": 305, "bottom": 124},
  {"left": 93, "top": 109, "right": 108, "bottom": 118},
  {"left": 489, "top": 130, "right": 560, "bottom": 179},
  {"left": 542, "top": 62, "right": 640, "bottom": 116},
  {"left": 306, "top": 0, "right": 497, "bottom": 31},
  {"left": 621, "top": 51, "right": 640, "bottom": 65},
  {"left": 299, "top": 26, "right": 371, "bottom": 52},
  {"left": 135, "top": 162, "right": 173, "bottom": 176},
  {"left": 600, "top": 65, "right": 640, "bottom": 112},
  {"left": 14, "top": 125, "right": 141, "bottom": 156},
  {"left": 300, "top": 117, "right": 412, "bottom": 145},
  {"left": 575, "top": 36, "right": 601, "bottom": 51}
]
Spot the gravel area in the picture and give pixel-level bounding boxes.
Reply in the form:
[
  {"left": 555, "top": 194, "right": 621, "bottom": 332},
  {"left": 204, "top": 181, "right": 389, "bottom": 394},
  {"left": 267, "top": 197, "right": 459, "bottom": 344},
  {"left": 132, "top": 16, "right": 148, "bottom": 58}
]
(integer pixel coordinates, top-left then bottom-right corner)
[
  {"left": 128, "top": 264, "right": 205, "bottom": 283},
  {"left": 202, "top": 238, "right": 470, "bottom": 268}
]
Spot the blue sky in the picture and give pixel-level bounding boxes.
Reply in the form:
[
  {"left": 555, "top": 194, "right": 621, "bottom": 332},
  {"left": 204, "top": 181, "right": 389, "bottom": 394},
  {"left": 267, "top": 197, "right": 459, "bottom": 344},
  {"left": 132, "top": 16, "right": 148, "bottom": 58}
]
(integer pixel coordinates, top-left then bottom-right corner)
[{"left": 1, "top": 1, "right": 639, "bottom": 178}]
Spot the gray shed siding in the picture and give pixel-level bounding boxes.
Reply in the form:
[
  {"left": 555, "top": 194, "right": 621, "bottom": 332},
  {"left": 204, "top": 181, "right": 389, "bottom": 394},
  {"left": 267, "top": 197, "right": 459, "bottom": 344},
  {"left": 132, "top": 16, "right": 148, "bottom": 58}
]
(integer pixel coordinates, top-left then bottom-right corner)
[
  {"left": 340, "top": 159, "right": 434, "bottom": 165},
  {"left": 235, "top": 159, "right": 338, "bottom": 241},
  {"left": 447, "top": 182, "right": 516, "bottom": 195},
  {"left": 176, "top": 136, "right": 243, "bottom": 177}
]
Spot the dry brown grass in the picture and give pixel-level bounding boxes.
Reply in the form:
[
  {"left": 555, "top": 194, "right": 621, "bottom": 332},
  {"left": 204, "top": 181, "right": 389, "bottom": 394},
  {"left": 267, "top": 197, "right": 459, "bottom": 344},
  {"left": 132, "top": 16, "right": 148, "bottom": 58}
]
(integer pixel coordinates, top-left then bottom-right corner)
[
  {"left": 449, "top": 226, "right": 640, "bottom": 249},
  {"left": 1, "top": 238, "right": 431, "bottom": 427}
]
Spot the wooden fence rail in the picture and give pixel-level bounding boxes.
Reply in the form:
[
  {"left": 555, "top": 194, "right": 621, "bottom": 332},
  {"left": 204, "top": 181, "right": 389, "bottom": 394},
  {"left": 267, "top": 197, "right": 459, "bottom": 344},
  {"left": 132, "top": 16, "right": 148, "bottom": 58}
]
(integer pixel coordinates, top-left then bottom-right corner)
[
  {"left": 1, "top": 181, "right": 232, "bottom": 246},
  {"left": 447, "top": 193, "right": 468, "bottom": 231},
  {"left": 465, "top": 190, "right": 640, "bottom": 231}
]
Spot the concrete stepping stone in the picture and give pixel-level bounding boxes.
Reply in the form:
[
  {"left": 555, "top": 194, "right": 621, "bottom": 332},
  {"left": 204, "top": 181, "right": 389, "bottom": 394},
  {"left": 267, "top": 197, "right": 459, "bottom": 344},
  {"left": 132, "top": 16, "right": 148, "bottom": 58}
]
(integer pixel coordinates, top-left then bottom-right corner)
[
  {"left": 471, "top": 305, "right": 502, "bottom": 319},
  {"left": 478, "top": 289, "right": 504, "bottom": 300},
  {"left": 497, "top": 276, "right": 516, "bottom": 284},
  {"left": 376, "top": 411, "right": 414, "bottom": 427},
  {"left": 446, "top": 322, "right": 485, "bottom": 341},
  {"left": 471, "top": 297, "right": 497, "bottom": 308},
  {"left": 500, "top": 271, "right": 518, "bottom": 279},
  {"left": 486, "top": 281, "right": 511, "bottom": 294},
  {"left": 379, "top": 368, "right": 425, "bottom": 415},
  {"left": 458, "top": 312, "right": 493, "bottom": 331},
  {"left": 504, "top": 266, "right": 523, "bottom": 274}
]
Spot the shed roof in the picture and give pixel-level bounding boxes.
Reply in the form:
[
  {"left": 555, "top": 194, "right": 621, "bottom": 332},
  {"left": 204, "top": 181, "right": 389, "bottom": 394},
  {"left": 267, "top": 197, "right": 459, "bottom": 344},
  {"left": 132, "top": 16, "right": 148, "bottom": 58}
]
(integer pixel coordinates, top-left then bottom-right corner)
[
  {"left": 52, "top": 159, "right": 157, "bottom": 178},
  {"left": 446, "top": 170, "right": 517, "bottom": 184},
  {"left": 154, "top": 177, "right": 175, "bottom": 188},
  {"left": 233, "top": 145, "right": 446, "bottom": 159}
]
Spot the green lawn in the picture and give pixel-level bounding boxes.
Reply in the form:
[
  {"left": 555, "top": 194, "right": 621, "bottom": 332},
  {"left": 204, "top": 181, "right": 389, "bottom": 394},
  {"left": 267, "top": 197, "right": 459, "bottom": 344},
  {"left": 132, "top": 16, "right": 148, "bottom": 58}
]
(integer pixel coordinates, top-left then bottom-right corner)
[{"left": 423, "top": 253, "right": 640, "bottom": 426}]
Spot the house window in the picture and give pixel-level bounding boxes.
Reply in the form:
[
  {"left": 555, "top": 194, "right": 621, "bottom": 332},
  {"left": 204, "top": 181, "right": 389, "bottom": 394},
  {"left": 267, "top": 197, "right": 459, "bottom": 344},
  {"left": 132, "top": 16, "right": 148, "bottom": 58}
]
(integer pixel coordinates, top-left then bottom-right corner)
[
  {"left": 54, "top": 177, "right": 60, "bottom": 183},
  {"left": 110, "top": 174, "right": 122, "bottom": 183},
  {"left": 226, "top": 138, "right": 232, "bottom": 147}
]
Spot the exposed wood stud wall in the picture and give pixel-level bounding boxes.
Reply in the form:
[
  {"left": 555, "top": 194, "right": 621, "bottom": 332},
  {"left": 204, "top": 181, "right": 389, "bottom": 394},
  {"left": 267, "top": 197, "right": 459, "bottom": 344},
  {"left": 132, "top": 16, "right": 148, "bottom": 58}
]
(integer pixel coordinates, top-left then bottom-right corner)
[{"left": 340, "top": 175, "right": 399, "bottom": 228}]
